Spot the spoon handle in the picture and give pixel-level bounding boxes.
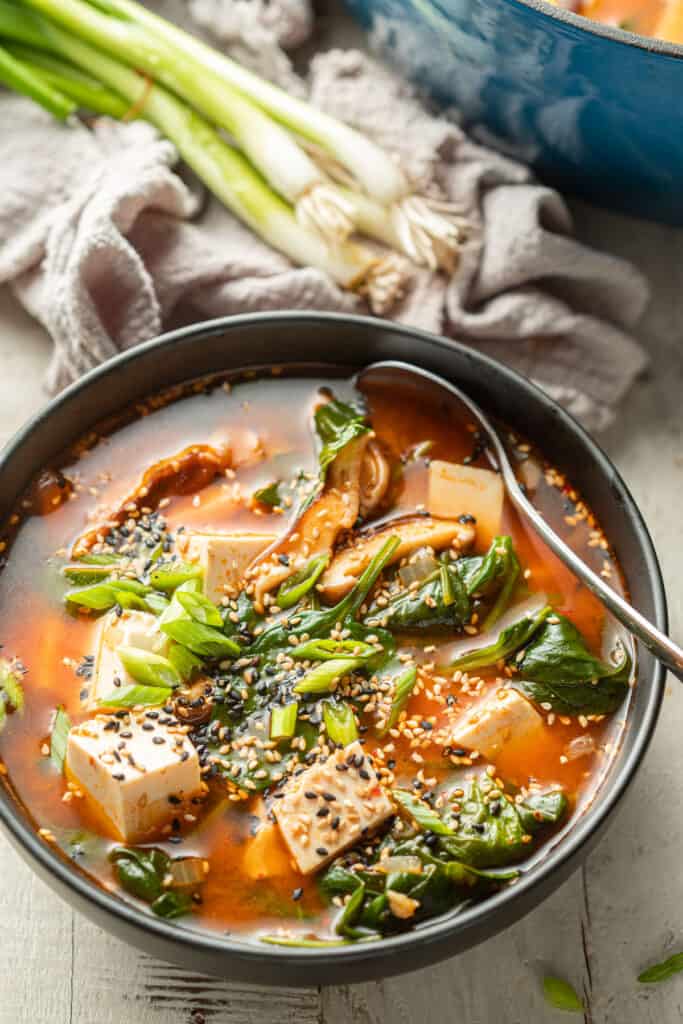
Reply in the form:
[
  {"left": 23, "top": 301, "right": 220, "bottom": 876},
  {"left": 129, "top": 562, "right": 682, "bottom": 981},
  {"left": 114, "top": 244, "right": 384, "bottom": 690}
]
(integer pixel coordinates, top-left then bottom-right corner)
[{"left": 499, "top": 456, "right": 683, "bottom": 683}]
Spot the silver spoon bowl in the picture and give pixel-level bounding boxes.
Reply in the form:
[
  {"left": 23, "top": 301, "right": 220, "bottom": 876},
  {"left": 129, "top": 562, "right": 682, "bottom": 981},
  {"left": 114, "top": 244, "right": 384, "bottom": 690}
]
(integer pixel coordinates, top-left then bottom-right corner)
[{"left": 357, "top": 359, "right": 683, "bottom": 682}]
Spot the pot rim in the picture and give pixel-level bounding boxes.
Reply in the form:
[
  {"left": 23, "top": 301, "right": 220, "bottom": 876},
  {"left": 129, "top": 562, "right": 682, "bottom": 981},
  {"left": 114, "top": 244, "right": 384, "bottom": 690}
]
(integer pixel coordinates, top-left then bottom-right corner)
[
  {"left": 508, "top": 0, "right": 683, "bottom": 58},
  {"left": 0, "top": 311, "right": 668, "bottom": 973}
]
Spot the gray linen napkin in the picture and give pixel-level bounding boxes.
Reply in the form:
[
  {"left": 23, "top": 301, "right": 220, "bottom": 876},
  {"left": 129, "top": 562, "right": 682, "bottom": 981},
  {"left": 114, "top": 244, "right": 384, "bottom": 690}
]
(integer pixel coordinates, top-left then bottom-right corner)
[{"left": 0, "top": 0, "right": 649, "bottom": 429}]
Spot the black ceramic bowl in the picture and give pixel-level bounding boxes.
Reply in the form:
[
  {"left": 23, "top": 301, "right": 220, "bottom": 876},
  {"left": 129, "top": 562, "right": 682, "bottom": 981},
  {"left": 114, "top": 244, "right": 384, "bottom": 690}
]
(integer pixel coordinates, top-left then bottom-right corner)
[{"left": 0, "top": 313, "right": 667, "bottom": 986}]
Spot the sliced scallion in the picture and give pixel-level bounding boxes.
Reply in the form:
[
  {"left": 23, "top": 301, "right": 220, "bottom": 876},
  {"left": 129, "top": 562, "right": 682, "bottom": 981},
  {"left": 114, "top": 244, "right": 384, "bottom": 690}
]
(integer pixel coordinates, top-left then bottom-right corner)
[
  {"left": 160, "top": 619, "right": 240, "bottom": 659},
  {"left": 117, "top": 646, "right": 181, "bottom": 689},
  {"left": 98, "top": 683, "right": 173, "bottom": 708},
  {"left": 379, "top": 664, "right": 417, "bottom": 736},
  {"left": 149, "top": 561, "right": 202, "bottom": 593},
  {"left": 176, "top": 589, "right": 223, "bottom": 628},
  {"left": 50, "top": 705, "right": 71, "bottom": 771},
  {"left": 322, "top": 700, "right": 358, "bottom": 745},
  {"left": 293, "top": 656, "right": 364, "bottom": 694},
  {"left": 269, "top": 701, "right": 298, "bottom": 740}
]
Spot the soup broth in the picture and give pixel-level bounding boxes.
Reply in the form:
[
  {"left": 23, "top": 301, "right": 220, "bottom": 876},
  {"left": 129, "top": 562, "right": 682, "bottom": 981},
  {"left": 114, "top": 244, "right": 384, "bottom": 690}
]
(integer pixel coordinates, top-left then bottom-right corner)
[{"left": 0, "top": 367, "right": 632, "bottom": 946}]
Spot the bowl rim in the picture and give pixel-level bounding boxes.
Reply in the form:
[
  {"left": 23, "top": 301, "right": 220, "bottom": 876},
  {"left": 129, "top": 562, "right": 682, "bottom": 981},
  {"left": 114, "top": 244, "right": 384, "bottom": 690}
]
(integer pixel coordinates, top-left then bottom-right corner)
[
  {"left": 508, "top": 0, "right": 683, "bottom": 58},
  {"left": 0, "top": 310, "right": 668, "bottom": 972}
]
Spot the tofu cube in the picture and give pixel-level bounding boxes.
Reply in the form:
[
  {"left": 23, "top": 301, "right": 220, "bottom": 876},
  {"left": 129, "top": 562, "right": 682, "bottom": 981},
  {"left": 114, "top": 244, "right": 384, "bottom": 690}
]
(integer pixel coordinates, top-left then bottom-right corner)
[
  {"left": 273, "top": 741, "right": 394, "bottom": 875},
  {"left": 182, "top": 531, "right": 277, "bottom": 603},
  {"left": 66, "top": 711, "right": 201, "bottom": 842},
  {"left": 451, "top": 688, "right": 543, "bottom": 760},
  {"left": 428, "top": 460, "right": 504, "bottom": 548},
  {"left": 89, "top": 610, "right": 168, "bottom": 706}
]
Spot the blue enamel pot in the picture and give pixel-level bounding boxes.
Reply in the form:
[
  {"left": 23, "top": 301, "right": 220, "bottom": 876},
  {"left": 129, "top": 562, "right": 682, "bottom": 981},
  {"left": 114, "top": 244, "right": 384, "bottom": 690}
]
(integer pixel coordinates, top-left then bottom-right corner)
[{"left": 346, "top": 0, "right": 683, "bottom": 223}]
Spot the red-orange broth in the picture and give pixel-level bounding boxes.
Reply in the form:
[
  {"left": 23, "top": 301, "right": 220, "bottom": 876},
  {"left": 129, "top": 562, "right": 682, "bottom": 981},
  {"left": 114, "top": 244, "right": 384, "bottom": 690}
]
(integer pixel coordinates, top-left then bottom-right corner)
[{"left": 0, "top": 368, "right": 632, "bottom": 945}]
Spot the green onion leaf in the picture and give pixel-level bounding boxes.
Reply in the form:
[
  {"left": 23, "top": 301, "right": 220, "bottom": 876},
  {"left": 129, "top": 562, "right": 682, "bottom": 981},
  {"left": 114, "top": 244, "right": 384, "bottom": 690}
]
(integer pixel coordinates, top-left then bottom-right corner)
[
  {"left": 50, "top": 705, "right": 71, "bottom": 772},
  {"left": 253, "top": 481, "right": 282, "bottom": 508},
  {"left": 117, "top": 646, "right": 181, "bottom": 689},
  {"left": 542, "top": 976, "right": 583, "bottom": 1012},
  {"left": 160, "top": 619, "right": 240, "bottom": 659},
  {"left": 393, "top": 789, "right": 454, "bottom": 835},
  {"left": 65, "top": 583, "right": 121, "bottom": 611},
  {"left": 270, "top": 701, "right": 298, "bottom": 740},
  {"left": 76, "top": 553, "right": 121, "bottom": 566},
  {"left": 144, "top": 592, "right": 170, "bottom": 616},
  {"left": 379, "top": 664, "right": 417, "bottom": 736},
  {"left": 292, "top": 637, "right": 375, "bottom": 662},
  {"left": 276, "top": 554, "right": 329, "bottom": 611},
  {"left": 293, "top": 657, "right": 364, "bottom": 694},
  {"left": 638, "top": 952, "right": 683, "bottom": 984},
  {"left": 62, "top": 564, "right": 113, "bottom": 585},
  {"left": 176, "top": 589, "right": 223, "bottom": 627},
  {"left": 167, "top": 643, "right": 203, "bottom": 683},
  {"left": 98, "top": 683, "right": 173, "bottom": 708},
  {"left": 149, "top": 561, "right": 202, "bottom": 593},
  {"left": 158, "top": 577, "right": 201, "bottom": 627},
  {"left": 323, "top": 700, "right": 358, "bottom": 745}
]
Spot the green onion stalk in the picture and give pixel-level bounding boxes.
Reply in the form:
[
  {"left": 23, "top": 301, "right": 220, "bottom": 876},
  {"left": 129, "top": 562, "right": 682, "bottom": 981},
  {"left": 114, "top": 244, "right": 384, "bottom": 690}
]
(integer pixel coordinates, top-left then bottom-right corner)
[
  {"left": 19, "top": 0, "right": 468, "bottom": 270},
  {"left": 0, "top": 4, "right": 407, "bottom": 311}
]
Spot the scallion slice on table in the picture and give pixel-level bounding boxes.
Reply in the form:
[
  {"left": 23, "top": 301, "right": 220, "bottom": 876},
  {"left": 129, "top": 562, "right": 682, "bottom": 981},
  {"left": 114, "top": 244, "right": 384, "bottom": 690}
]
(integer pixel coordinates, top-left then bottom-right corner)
[
  {"left": 0, "top": 3, "right": 407, "bottom": 312},
  {"left": 17, "top": 0, "right": 467, "bottom": 270}
]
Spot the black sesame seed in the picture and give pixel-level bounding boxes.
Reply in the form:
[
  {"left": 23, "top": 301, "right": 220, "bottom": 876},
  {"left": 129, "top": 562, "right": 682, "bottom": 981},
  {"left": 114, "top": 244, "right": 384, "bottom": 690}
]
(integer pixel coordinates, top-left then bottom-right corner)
[
  {"left": 292, "top": 887, "right": 303, "bottom": 901},
  {"left": 152, "top": 736, "right": 166, "bottom": 745},
  {"left": 315, "top": 847, "right": 328, "bottom": 857}
]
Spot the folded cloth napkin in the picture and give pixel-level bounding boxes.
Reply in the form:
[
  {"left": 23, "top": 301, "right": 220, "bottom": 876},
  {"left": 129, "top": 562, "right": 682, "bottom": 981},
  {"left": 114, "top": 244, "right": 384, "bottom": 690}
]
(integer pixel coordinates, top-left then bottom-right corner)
[{"left": 0, "top": 0, "right": 650, "bottom": 430}]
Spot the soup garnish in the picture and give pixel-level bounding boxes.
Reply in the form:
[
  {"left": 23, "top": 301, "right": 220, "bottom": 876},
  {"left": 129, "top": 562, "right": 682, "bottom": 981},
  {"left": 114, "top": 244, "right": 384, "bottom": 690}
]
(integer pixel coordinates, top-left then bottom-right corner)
[{"left": 0, "top": 369, "right": 632, "bottom": 946}]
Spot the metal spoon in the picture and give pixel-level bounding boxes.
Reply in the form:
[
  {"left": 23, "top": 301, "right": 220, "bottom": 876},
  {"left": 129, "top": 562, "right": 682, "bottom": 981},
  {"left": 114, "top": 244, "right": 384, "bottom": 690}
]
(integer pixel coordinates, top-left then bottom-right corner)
[{"left": 357, "top": 359, "right": 682, "bottom": 682}]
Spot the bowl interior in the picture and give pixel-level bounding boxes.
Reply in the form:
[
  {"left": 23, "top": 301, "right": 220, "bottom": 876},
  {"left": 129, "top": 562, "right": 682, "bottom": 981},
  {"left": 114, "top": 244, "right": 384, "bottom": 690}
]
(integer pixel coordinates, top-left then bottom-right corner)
[{"left": 0, "top": 313, "right": 667, "bottom": 984}]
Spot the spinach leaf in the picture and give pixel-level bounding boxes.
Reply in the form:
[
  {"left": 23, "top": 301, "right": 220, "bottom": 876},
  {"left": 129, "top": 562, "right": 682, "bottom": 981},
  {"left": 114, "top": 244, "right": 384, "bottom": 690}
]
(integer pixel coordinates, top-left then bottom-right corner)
[
  {"left": 439, "top": 778, "right": 568, "bottom": 867},
  {"left": 50, "top": 706, "right": 71, "bottom": 772},
  {"left": 517, "top": 790, "right": 568, "bottom": 833},
  {"left": 439, "top": 777, "right": 526, "bottom": 867},
  {"left": 449, "top": 604, "right": 552, "bottom": 671},
  {"left": 209, "top": 714, "right": 318, "bottom": 793},
  {"left": 320, "top": 839, "right": 516, "bottom": 938},
  {"left": 513, "top": 614, "right": 631, "bottom": 715},
  {"left": 110, "top": 846, "right": 168, "bottom": 902},
  {"left": 314, "top": 398, "right": 369, "bottom": 477},
  {"left": 151, "top": 890, "right": 193, "bottom": 919},
  {"left": 364, "top": 559, "right": 470, "bottom": 632},
  {"left": 276, "top": 554, "right": 329, "bottom": 610},
  {"left": 248, "top": 535, "right": 399, "bottom": 658},
  {"left": 110, "top": 846, "right": 196, "bottom": 919}
]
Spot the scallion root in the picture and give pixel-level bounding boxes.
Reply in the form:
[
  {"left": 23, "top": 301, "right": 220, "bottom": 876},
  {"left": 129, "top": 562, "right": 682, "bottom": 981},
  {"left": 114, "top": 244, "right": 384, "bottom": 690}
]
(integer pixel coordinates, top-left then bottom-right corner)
[
  {"left": 391, "top": 195, "right": 469, "bottom": 273},
  {"left": 295, "top": 183, "right": 356, "bottom": 244}
]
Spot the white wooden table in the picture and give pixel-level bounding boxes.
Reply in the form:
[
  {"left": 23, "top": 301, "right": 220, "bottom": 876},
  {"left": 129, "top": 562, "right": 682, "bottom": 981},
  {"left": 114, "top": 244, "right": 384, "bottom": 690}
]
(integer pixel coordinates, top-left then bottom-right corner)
[{"left": 0, "top": 199, "right": 681, "bottom": 1022}]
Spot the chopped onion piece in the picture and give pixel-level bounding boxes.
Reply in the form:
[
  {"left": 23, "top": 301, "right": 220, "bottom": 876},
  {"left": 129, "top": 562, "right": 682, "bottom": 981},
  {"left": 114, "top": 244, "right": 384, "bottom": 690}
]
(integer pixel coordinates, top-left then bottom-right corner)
[
  {"left": 168, "top": 857, "right": 207, "bottom": 889},
  {"left": 565, "top": 735, "right": 596, "bottom": 761}
]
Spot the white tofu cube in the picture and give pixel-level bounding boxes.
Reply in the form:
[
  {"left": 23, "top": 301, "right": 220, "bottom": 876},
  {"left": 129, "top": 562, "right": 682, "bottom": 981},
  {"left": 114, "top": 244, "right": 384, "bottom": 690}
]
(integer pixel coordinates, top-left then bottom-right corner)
[
  {"left": 451, "top": 688, "right": 543, "bottom": 760},
  {"left": 66, "top": 711, "right": 201, "bottom": 842},
  {"left": 182, "top": 531, "right": 278, "bottom": 603},
  {"left": 273, "top": 741, "right": 394, "bottom": 875},
  {"left": 428, "top": 460, "right": 504, "bottom": 548},
  {"left": 89, "top": 610, "right": 168, "bottom": 707}
]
